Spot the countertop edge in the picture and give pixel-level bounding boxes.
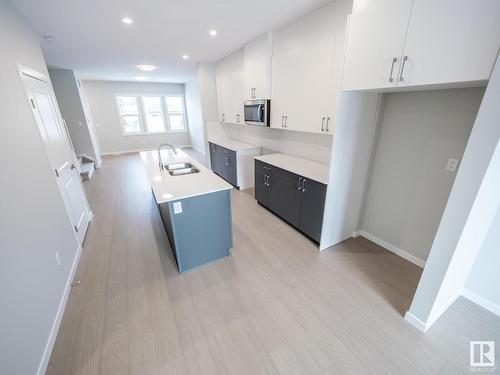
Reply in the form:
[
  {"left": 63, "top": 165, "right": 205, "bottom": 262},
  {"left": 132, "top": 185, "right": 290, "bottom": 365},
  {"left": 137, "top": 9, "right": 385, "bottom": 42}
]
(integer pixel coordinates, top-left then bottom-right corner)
[{"left": 254, "top": 154, "right": 330, "bottom": 185}]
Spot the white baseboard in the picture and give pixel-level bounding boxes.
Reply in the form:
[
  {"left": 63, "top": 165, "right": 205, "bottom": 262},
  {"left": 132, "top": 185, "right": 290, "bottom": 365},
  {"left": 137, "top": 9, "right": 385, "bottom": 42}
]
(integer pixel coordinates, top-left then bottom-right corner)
[
  {"left": 37, "top": 245, "right": 83, "bottom": 375},
  {"left": 101, "top": 144, "right": 193, "bottom": 156},
  {"left": 426, "top": 292, "right": 461, "bottom": 328},
  {"left": 462, "top": 288, "right": 500, "bottom": 317},
  {"left": 404, "top": 311, "right": 428, "bottom": 332},
  {"left": 356, "top": 230, "right": 426, "bottom": 268}
]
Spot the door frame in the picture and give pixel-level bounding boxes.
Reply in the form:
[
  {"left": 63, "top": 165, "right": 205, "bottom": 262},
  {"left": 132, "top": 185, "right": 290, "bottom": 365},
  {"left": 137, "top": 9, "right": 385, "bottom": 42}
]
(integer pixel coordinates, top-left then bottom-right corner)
[{"left": 17, "top": 64, "right": 93, "bottom": 243}]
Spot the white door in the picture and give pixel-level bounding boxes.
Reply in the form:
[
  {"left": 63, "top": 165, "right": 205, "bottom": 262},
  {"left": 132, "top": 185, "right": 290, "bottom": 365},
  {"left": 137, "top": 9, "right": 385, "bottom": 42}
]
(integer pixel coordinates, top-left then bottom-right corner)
[
  {"left": 21, "top": 72, "right": 90, "bottom": 245},
  {"left": 225, "top": 49, "right": 245, "bottom": 124},
  {"left": 215, "top": 59, "right": 228, "bottom": 122},
  {"left": 216, "top": 50, "right": 245, "bottom": 124},
  {"left": 399, "top": 0, "right": 500, "bottom": 87},
  {"left": 271, "top": 2, "right": 343, "bottom": 133},
  {"left": 341, "top": 0, "right": 413, "bottom": 91},
  {"left": 244, "top": 33, "right": 272, "bottom": 100}
]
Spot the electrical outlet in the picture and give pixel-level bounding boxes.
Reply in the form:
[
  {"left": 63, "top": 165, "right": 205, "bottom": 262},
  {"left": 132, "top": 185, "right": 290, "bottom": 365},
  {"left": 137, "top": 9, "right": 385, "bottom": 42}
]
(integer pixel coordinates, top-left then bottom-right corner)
[
  {"left": 446, "top": 158, "right": 459, "bottom": 172},
  {"left": 54, "top": 252, "right": 62, "bottom": 267}
]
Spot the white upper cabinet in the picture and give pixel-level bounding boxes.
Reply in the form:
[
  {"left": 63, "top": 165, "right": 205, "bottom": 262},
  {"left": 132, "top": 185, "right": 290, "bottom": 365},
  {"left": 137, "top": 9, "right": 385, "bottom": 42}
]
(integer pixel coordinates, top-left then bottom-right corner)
[
  {"left": 271, "top": 1, "right": 352, "bottom": 134},
  {"left": 342, "top": 0, "right": 500, "bottom": 91},
  {"left": 400, "top": 0, "right": 500, "bottom": 87},
  {"left": 216, "top": 49, "right": 245, "bottom": 124},
  {"left": 341, "top": 0, "right": 413, "bottom": 91},
  {"left": 244, "top": 33, "right": 272, "bottom": 100}
]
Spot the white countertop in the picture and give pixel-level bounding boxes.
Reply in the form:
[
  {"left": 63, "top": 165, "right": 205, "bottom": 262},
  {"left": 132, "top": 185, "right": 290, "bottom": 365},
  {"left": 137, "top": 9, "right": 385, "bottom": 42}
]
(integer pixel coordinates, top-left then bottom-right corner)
[
  {"left": 254, "top": 153, "right": 330, "bottom": 185},
  {"left": 209, "top": 138, "right": 260, "bottom": 152},
  {"left": 140, "top": 149, "right": 232, "bottom": 204}
]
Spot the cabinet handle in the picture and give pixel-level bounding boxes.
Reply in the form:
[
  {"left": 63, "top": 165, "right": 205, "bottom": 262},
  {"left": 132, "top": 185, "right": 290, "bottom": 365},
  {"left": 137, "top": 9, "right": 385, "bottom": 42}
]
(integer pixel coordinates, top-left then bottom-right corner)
[
  {"left": 267, "top": 175, "right": 270, "bottom": 186},
  {"left": 399, "top": 56, "right": 408, "bottom": 82},
  {"left": 221, "top": 113, "right": 225, "bottom": 122},
  {"left": 225, "top": 157, "right": 230, "bottom": 166},
  {"left": 284, "top": 116, "right": 288, "bottom": 128},
  {"left": 388, "top": 57, "right": 398, "bottom": 82},
  {"left": 297, "top": 177, "right": 303, "bottom": 191},
  {"left": 321, "top": 117, "right": 325, "bottom": 131},
  {"left": 263, "top": 174, "right": 267, "bottom": 186},
  {"left": 281, "top": 115, "right": 284, "bottom": 127},
  {"left": 326, "top": 117, "right": 330, "bottom": 132},
  {"left": 302, "top": 179, "right": 307, "bottom": 193}
]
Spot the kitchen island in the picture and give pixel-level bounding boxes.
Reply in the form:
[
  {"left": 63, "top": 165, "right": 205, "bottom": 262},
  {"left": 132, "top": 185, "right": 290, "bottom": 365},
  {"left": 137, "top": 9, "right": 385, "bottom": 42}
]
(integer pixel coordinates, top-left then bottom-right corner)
[{"left": 140, "top": 149, "right": 233, "bottom": 273}]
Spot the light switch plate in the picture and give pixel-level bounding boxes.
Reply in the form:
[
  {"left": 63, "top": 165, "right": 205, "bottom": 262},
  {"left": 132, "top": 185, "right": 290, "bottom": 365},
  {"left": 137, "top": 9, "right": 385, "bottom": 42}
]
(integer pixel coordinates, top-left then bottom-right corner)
[
  {"left": 173, "top": 201, "right": 183, "bottom": 214},
  {"left": 446, "top": 158, "right": 459, "bottom": 172}
]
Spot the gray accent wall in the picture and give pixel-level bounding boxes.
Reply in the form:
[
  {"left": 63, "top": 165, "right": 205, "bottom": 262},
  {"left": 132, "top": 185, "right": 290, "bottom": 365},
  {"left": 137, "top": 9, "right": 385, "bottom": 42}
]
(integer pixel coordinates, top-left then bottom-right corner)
[
  {"left": 0, "top": 1, "right": 80, "bottom": 374},
  {"left": 82, "top": 80, "right": 192, "bottom": 154},
  {"left": 360, "top": 87, "right": 484, "bottom": 263}
]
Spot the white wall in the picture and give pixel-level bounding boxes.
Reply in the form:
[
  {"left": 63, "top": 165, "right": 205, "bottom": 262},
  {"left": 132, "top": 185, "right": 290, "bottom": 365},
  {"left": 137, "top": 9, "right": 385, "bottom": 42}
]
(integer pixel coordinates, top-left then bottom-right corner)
[
  {"left": 360, "top": 88, "right": 484, "bottom": 264},
  {"left": 82, "top": 80, "right": 191, "bottom": 154},
  {"left": 465, "top": 207, "right": 500, "bottom": 315},
  {"left": 0, "top": 1, "right": 80, "bottom": 374},
  {"left": 210, "top": 122, "right": 333, "bottom": 164},
  {"left": 197, "top": 63, "right": 219, "bottom": 159},
  {"left": 320, "top": 91, "right": 381, "bottom": 250},
  {"left": 49, "top": 68, "right": 100, "bottom": 163},
  {"left": 185, "top": 79, "right": 205, "bottom": 154},
  {"left": 406, "top": 56, "right": 500, "bottom": 331}
]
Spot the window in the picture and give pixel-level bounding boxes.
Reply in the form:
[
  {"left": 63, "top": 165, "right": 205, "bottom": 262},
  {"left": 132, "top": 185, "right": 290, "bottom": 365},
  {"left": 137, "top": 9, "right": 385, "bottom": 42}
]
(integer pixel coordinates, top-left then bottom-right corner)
[
  {"left": 116, "top": 96, "right": 141, "bottom": 133},
  {"left": 142, "top": 97, "right": 166, "bottom": 133},
  {"left": 115, "top": 94, "right": 186, "bottom": 135},
  {"left": 165, "top": 96, "right": 185, "bottom": 130}
]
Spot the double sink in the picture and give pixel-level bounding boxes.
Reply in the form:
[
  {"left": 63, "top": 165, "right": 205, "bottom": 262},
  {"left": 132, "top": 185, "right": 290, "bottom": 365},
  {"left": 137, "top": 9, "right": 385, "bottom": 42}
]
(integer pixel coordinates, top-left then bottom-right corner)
[{"left": 164, "top": 162, "right": 200, "bottom": 176}]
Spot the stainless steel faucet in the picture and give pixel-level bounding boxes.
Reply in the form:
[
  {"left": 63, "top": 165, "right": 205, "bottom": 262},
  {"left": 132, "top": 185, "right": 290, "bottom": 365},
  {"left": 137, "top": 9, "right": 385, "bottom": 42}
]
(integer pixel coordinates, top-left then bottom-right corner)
[{"left": 157, "top": 143, "right": 177, "bottom": 170}]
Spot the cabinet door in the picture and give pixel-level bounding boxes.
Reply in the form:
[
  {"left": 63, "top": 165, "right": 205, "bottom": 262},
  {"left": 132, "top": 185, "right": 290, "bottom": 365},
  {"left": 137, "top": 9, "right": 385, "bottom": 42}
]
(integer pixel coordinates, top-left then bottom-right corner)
[
  {"left": 254, "top": 160, "right": 267, "bottom": 204},
  {"left": 399, "top": 0, "right": 500, "bottom": 87},
  {"left": 209, "top": 142, "right": 217, "bottom": 170},
  {"left": 215, "top": 61, "right": 227, "bottom": 122},
  {"left": 216, "top": 50, "right": 245, "bottom": 124},
  {"left": 279, "top": 171, "right": 302, "bottom": 229},
  {"left": 299, "top": 179, "right": 327, "bottom": 243},
  {"left": 271, "top": 2, "right": 349, "bottom": 133},
  {"left": 244, "top": 33, "right": 272, "bottom": 100},
  {"left": 223, "top": 149, "right": 238, "bottom": 187},
  {"left": 341, "top": 0, "right": 413, "bottom": 91},
  {"left": 265, "top": 169, "right": 286, "bottom": 217}
]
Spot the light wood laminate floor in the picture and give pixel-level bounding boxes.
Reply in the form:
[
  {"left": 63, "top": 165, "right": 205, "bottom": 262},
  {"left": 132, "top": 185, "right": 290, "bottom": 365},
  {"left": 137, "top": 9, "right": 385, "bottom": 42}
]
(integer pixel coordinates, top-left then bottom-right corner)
[{"left": 47, "top": 152, "right": 500, "bottom": 375}]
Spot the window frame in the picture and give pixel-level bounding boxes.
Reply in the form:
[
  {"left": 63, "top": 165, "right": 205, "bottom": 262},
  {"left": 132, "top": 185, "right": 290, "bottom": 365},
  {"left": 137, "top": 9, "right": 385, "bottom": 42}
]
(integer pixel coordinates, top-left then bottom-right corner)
[
  {"left": 164, "top": 95, "right": 188, "bottom": 133},
  {"left": 115, "top": 94, "right": 188, "bottom": 136},
  {"left": 115, "top": 95, "right": 143, "bottom": 136}
]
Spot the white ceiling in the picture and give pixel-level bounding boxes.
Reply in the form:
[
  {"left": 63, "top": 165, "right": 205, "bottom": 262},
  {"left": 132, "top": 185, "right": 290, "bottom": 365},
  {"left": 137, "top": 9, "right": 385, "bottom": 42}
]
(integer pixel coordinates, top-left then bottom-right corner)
[{"left": 11, "top": 0, "right": 331, "bottom": 83}]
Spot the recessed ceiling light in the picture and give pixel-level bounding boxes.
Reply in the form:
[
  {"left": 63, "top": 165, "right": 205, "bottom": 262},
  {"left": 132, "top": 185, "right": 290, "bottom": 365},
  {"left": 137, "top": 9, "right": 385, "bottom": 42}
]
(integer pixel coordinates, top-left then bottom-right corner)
[
  {"left": 182, "top": 55, "right": 189, "bottom": 60},
  {"left": 122, "top": 17, "right": 133, "bottom": 24},
  {"left": 136, "top": 65, "right": 156, "bottom": 71},
  {"left": 43, "top": 35, "right": 56, "bottom": 43},
  {"left": 209, "top": 30, "right": 217, "bottom": 36},
  {"left": 134, "top": 76, "right": 148, "bottom": 81}
]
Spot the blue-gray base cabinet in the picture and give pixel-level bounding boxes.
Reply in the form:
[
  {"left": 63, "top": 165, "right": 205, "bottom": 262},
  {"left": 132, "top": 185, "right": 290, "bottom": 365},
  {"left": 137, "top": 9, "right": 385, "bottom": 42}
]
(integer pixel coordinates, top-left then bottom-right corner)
[
  {"left": 158, "top": 189, "right": 233, "bottom": 273},
  {"left": 255, "top": 159, "right": 326, "bottom": 243},
  {"left": 209, "top": 142, "right": 238, "bottom": 188}
]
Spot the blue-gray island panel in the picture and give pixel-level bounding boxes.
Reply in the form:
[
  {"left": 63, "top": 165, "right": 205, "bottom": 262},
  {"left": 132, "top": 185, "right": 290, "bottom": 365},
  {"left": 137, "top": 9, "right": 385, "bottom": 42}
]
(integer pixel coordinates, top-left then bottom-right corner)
[{"left": 158, "top": 189, "right": 233, "bottom": 273}]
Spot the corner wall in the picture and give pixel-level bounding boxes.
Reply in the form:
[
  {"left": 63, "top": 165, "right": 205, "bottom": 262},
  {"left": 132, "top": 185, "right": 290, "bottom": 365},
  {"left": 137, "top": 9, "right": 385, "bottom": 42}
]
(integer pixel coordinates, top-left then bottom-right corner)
[
  {"left": 464, "top": 208, "right": 500, "bottom": 316},
  {"left": 0, "top": 1, "right": 80, "bottom": 374},
  {"left": 359, "top": 87, "right": 484, "bottom": 265},
  {"left": 406, "top": 55, "right": 500, "bottom": 331}
]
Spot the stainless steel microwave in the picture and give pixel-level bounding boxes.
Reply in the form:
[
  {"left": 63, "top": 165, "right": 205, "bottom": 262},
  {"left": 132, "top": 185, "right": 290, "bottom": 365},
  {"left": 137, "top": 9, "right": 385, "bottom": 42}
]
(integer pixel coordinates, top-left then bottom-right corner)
[{"left": 244, "top": 99, "right": 270, "bottom": 127}]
